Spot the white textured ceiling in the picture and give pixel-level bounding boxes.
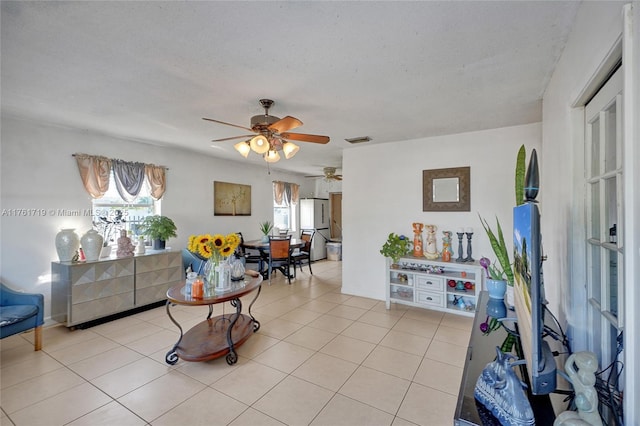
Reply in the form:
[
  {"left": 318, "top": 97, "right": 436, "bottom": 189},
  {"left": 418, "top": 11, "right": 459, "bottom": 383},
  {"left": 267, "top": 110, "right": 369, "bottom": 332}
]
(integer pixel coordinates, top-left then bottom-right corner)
[{"left": 1, "top": 1, "right": 579, "bottom": 176}]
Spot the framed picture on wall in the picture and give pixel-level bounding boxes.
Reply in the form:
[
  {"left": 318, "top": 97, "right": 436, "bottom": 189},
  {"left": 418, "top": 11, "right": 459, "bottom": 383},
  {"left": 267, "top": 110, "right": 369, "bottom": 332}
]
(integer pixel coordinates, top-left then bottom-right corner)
[{"left": 214, "top": 181, "right": 251, "bottom": 216}]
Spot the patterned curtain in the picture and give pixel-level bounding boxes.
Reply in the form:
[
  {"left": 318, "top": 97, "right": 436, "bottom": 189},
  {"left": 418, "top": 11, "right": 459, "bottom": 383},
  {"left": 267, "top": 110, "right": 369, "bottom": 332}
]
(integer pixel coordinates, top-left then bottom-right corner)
[
  {"left": 74, "top": 153, "right": 111, "bottom": 199},
  {"left": 113, "top": 159, "right": 145, "bottom": 202}
]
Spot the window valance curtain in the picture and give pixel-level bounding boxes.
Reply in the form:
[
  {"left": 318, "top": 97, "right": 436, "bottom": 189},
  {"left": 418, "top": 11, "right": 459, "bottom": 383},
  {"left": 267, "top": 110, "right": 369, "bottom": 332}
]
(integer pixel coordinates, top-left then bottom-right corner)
[
  {"left": 74, "top": 154, "right": 111, "bottom": 199},
  {"left": 74, "top": 153, "right": 167, "bottom": 200},
  {"left": 273, "top": 181, "right": 300, "bottom": 206},
  {"left": 113, "top": 159, "right": 145, "bottom": 203}
]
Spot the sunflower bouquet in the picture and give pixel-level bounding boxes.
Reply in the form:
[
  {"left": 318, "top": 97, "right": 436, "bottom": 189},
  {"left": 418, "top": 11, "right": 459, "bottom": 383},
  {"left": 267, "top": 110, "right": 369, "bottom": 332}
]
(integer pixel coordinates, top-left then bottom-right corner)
[{"left": 188, "top": 233, "right": 241, "bottom": 264}]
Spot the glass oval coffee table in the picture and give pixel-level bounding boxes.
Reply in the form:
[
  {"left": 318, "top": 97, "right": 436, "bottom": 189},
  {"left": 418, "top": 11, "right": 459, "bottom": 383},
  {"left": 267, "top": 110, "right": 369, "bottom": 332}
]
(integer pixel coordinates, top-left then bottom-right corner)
[{"left": 164, "top": 271, "right": 263, "bottom": 365}]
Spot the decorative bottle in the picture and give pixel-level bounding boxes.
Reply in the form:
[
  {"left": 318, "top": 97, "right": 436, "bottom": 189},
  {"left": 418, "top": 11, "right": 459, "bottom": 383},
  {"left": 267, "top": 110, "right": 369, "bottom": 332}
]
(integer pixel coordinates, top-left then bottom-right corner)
[{"left": 412, "top": 223, "right": 424, "bottom": 257}]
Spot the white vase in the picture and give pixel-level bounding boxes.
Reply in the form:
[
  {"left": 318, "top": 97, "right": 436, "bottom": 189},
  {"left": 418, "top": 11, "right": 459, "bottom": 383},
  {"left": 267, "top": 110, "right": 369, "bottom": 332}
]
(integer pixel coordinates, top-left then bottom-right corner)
[
  {"left": 81, "top": 229, "right": 103, "bottom": 261},
  {"left": 136, "top": 236, "right": 146, "bottom": 255},
  {"left": 55, "top": 228, "right": 80, "bottom": 262}
]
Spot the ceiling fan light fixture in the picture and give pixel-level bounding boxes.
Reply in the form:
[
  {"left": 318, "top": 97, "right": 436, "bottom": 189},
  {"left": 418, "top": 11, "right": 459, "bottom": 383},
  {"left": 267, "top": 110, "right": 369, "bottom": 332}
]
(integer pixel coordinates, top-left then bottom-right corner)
[
  {"left": 264, "top": 150, "right": 281, "bottom": 163},
  {"left": 282, "top": 142, "right": 299, "bottom": 159},
  {"left": 250, "top": 134, "right": 270, "bottom": 154},
  {"left": 234, "top": 141, "right": 251, "bottom": 158}
]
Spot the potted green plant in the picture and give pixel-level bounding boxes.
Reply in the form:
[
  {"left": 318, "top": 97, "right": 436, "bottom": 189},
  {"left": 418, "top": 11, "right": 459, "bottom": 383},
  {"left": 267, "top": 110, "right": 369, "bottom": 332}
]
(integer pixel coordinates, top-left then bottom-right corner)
[
  {"left": 259, "top": 220, "right": 273, "bottom": 242},
  {"left": 139, "top": 215, "right": 177, "bottom": 250},
  {"left": 380, "top": 233, "right": 411, "bottom": 266}
]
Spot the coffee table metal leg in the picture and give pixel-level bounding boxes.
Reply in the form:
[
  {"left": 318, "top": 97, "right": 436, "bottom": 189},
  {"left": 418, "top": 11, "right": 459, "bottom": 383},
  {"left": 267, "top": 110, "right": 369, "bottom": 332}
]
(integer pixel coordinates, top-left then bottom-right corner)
[
  {"left": 165, "top": 301, "right": 183, "bottom": 365},
  {"left": 225, "top": 298, "right": 242, "bottom": 365},
  {"left": 248, "top": 285, "right": 261, "bottom": 332}
]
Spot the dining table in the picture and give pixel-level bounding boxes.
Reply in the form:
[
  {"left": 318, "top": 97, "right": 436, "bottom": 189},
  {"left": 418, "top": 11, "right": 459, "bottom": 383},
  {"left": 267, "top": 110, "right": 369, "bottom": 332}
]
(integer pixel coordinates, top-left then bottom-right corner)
[
  {"left": 242, "top": 238, "right": 305, "bottom": 251},
  {"left": 241, "top": 238, "right": 304, "bottom": 279}
]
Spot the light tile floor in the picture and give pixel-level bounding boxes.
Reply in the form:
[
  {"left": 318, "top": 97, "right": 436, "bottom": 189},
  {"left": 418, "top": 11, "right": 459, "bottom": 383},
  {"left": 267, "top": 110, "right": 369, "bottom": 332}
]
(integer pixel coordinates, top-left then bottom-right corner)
[{"left": 0, "top": 260, "right": 473, "bottom": 426}]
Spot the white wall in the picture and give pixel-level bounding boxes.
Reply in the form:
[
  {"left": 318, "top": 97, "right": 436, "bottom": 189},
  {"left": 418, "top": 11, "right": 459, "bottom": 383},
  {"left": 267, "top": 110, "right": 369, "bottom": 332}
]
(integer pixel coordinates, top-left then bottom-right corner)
[
  {"left": 313, "top": 179, "right": 342, "bottom": 199},
  {"left": 341, "top": 123, "right": 542, "bottom": 301},
  {"left": 0, "top": 115, "right": 311, "bottom": 319},
  {"left": 542, "top": 1, "right": 638, "bottom": 420},
  {"left": 541, "top": 0, "right": 628, "bottom": 341}
]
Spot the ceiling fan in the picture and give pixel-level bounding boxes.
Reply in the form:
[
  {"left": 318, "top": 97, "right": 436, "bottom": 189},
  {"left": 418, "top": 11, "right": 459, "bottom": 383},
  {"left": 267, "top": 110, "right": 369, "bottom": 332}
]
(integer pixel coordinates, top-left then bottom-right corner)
[
  {"left": 203, "top": 99, "right": 330, "bottom": 163},
  {"left": 305, "top": 167, "right": 343, "bottom": 181}
]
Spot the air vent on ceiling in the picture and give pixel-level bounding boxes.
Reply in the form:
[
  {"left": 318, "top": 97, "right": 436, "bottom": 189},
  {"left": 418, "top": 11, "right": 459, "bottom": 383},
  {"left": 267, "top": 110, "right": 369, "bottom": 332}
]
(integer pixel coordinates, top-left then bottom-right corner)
[{"left": 345, "top": 136, "right": 372, "bottom": 144}]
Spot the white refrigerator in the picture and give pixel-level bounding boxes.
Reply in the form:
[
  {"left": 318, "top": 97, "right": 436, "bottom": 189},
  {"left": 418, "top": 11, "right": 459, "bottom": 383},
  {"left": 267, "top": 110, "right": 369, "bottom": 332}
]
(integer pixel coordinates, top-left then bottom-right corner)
[{"left": 300, "top": 198, "right": 330, "bottom": 261}]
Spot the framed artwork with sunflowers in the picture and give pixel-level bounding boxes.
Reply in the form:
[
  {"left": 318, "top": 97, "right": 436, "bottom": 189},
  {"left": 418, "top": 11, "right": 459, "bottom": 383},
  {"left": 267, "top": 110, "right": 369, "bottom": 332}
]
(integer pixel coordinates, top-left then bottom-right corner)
[{"left": 214, "top": 181, "right": 251, "bottom": 216}]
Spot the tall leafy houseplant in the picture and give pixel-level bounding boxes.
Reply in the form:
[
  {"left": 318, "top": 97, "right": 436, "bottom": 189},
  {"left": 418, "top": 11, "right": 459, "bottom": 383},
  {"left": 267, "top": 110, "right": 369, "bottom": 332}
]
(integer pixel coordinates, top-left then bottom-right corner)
[
  {"left": 479, "top": 144, "right": 527, "bottom": 286},
  {"left": 140, "top": 215, "right": 177, "bottom": 250}
]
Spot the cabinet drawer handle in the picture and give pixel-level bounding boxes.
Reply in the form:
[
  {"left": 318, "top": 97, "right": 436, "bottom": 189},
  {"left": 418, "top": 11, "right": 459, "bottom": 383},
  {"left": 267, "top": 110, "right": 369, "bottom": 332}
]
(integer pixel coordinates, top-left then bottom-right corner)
[
  {"left": 426, "top": 297, "right": 432, "bottom": 301},
  {"left": 426, "top": 281, "right": 433, "bottom": 285}
]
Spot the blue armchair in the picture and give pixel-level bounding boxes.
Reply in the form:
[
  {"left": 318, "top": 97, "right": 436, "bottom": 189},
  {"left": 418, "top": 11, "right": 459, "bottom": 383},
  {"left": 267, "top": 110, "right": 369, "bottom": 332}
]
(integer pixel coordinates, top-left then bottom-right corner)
[
  {"left": 181, "top": 249, "right": 207, "bottom": 276},
  {"left": 1, "top": 283, "right": 44, "bottom": 350}
]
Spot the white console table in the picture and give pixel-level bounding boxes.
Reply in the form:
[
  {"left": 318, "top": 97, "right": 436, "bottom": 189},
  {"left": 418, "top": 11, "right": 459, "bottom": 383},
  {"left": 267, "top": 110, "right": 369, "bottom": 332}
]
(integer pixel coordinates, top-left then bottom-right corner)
[{"left": 386, "top": 256, "right": 483, "bottom": 317}]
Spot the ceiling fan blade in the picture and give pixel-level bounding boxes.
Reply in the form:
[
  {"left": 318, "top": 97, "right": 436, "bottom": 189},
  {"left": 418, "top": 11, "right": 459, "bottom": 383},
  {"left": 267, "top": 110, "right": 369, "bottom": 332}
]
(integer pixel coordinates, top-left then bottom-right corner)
[
  {"left": 212, "top": 134, "right": 255, "bottom": 142},
  {"left": 268, "top": 116, "right": 303, "bottom": 133},
  {"left": 203, "top": 117, "right": 255, "bottom": 133},
  {"left": 280, "top": 132, "right": 330, "bottom": 144}
]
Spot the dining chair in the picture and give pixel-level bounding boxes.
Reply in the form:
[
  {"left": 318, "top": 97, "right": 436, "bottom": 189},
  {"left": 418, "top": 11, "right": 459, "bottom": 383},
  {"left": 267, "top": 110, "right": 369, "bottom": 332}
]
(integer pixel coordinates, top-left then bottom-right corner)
[
  {"left": 236, "top": 232, "right": 266, "bottom": 274},
  {"left": 292, "top": 229, "right": 315, "bottom": 277},
  {"left": 268, "top": 235, "right": 293, "bottom": 285}
]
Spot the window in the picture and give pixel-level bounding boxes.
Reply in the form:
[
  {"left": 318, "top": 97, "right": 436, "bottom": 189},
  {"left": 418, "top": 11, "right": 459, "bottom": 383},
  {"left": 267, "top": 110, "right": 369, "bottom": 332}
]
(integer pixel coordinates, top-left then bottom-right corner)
[
  {"left": 91, "top": 172, "right": 158, "bottom": 245},
  {"left": 273, "top": 203, "right": 296, "bottom": 233},
  {"left": 272, "top": 181, "right": 299, "bottom": 233}
]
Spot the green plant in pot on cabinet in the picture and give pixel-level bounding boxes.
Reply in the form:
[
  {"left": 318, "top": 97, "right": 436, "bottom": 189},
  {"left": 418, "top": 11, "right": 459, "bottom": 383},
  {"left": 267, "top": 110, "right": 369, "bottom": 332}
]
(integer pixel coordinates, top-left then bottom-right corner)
[
  {"left": 380, "top": 233, "right": 411, "bottom": 267},
  {"left": 139, "top": 215, "right": 177, "bottom": 250},
  {"left": 259, "top": 220, "right": 273, "bottom": 242}
]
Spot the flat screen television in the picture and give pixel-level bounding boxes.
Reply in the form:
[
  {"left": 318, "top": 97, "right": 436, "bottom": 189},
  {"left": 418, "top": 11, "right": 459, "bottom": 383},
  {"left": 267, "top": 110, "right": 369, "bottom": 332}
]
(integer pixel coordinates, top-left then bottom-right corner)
[{"left": 513, "top": 201, "right": 557, "bottom": 395}]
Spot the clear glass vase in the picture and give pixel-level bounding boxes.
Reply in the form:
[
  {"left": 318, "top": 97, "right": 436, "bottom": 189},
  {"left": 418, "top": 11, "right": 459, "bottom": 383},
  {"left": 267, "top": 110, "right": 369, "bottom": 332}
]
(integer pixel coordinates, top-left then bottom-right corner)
[
  {"left": 215, "top": 258, "right": 231, "bottom": 292},
  {"left": 204, "top": 256, "right": 232, "bottom": 293},
  {"left": 203, "top": 258, "right": 218, "bottom": 295}
]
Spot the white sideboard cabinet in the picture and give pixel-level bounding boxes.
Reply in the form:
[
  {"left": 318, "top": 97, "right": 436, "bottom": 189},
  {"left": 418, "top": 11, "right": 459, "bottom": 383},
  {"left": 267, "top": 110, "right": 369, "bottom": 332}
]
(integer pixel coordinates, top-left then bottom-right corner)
[
  {"left": 386, "top": 256, "right": 483, "bottom": 317},
  {"left": 52, "top": 250, "right": 182, "bottom": 327}
]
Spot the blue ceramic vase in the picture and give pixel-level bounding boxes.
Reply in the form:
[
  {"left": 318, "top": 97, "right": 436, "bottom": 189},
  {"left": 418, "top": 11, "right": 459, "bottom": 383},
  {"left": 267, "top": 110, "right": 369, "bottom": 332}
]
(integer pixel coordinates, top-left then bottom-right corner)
[{"left": 486, "top": 279, "right": 507, "bottom": 299}]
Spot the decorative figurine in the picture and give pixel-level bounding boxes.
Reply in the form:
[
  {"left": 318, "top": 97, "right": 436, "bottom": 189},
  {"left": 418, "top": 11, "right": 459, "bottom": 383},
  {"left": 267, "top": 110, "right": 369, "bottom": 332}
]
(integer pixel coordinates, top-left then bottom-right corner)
[
  {"left": 554, "top": 352, "right": 602, "bottom": 426},
  {"left": 441, "top": 230, "right": 453, "bottom": 262},
  {"left": 116, "top": 229, "right": 135, "bottom": 258},
  {"left": 475, "top": 347, "right": 534, "bottom": 426},
  {"left": 424, "top": 224, "right": 439, "bottom": 260},
  {"left": 456, "top": 230, "right": 465, "bottom": 262},
  {"left": 464, "top": 228, "right": 475, "bottom": 262},
  {"left": 412, "top": 222, "right": 424, "bottom": 257}
]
